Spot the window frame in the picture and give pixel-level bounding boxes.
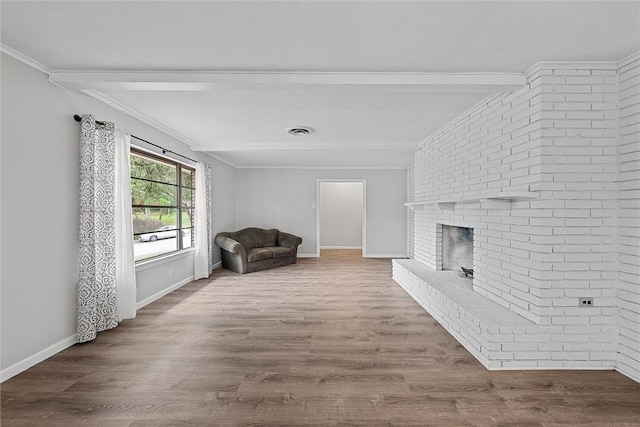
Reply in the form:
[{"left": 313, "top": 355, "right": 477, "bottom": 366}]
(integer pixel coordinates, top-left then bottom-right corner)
[{"left": 130, "top": 147, "right": 196, "bottom": 263}]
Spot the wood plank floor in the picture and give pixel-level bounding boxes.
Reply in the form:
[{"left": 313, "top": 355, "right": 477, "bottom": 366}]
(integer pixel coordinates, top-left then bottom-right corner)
[{"left": 2, "top": 250, "right": 639, "bottom": 426}]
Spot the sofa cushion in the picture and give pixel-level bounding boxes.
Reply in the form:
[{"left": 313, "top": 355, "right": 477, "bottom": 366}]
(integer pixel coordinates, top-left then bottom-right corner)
[
  {"left": 247, "top": 247, "right": 274, "bottom": 262},
  {"left": 232, "top": 228, "right": 279, "bottom": 250},
  {"left": 271, "top": 246, "right": 293, "bottom": 259},
  {"left": 258, "top": 228, "right": 278, "bottom": 247},
  {"left": 234, "top": 231, "right": 259, "bottom": 250}
]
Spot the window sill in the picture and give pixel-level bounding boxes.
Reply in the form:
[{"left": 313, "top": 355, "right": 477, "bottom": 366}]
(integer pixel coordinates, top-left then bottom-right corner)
[{"left": 135, "top": 248, "right": 195, "bottom": 272}]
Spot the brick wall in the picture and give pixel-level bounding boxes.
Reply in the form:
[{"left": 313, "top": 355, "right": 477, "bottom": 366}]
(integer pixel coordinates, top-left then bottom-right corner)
[
  {"left": 402, "top": 56, "right": 640, "bottom": 381},
  {"left": 616, "top": 53, "right": 640, "bottom": 381},
  {"left": 407, "top": 165, "right": 415, "bottom": 258},
  {"left": 534, "top": 62, "right": 619, "bottom": 365},
  {"left": 413, "top": 78, "right": 546, "bottom": 323}
]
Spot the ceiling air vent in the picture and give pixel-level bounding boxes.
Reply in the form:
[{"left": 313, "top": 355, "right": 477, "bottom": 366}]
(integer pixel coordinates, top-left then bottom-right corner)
[{"left": 287, "top": 127, "right": 314, "bottom": 136}]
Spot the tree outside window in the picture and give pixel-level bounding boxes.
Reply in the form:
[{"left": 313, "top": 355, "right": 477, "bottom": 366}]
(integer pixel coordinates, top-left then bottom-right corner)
[{"left": 130, "top": 149, "right": 195, "bottom": 262}]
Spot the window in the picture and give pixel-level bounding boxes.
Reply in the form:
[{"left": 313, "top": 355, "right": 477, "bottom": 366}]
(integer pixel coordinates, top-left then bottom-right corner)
[{"left": 130, "top": 149, "right": 195, "bottom": 262}]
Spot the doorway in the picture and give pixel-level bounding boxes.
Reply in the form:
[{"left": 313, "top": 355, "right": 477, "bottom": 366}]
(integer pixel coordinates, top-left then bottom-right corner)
[{"left": 317, "top": 180, "right": 366, "bottom": 257}]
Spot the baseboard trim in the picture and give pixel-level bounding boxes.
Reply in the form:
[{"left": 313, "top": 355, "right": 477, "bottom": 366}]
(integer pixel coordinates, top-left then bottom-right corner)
[
  {"left": 300, "top": 253, "right": 408, "bottom": 259},
  {"left": 1, "top": 334, "right": 76, "bottom": 383},
  {"left": 320, "top": 246, "right": 363, "bottom": 250},
  {"left": 297, "top": 253, "right": 318, "bottom": 258},
  {"left": 364, "top": 253, "right": 408, "bottom": 259},
  {"left": 615, "top": 364, "right": 640, "bottom": 384},
  {"left": 486, "top": 365, "right": 615, "bottom": 372},
  {"left": 212, "top": 261, "right": 222, "bottom": 270},
  {"left": 136, "top": 275, "right": 195, "bottom": 310},
  {"left": 2, "top": 272, "right": 207, "bottom": 383}
]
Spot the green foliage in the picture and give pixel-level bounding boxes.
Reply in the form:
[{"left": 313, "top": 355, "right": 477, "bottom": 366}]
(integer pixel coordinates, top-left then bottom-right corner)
[
  {"left": 182, "top": 169, "right": 193, "bottom": 188},
  {"left": 130, "top": 154, "right": 177, "bottom": 206},
  {"left": 130, "top": 153, "right": 194, "bottom": 238}
]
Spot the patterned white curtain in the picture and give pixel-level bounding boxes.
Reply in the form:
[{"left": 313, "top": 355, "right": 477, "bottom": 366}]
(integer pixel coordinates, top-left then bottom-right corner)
[
  {"left": 77, "top": 115, "right": 136, "bottom": 343},
  {"left": 194, "top": 162, "right": 213, "bottom": 279}
]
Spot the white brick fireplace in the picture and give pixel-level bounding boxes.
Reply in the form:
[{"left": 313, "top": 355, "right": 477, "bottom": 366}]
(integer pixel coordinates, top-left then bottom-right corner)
[{"left": 394, "top": 54, "right": 640, "bottom": 382}]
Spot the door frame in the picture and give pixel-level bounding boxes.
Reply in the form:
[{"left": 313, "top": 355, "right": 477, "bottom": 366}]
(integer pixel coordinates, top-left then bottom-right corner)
[{"left": 316, "top": 179, "right": 367, "bottom": 257}]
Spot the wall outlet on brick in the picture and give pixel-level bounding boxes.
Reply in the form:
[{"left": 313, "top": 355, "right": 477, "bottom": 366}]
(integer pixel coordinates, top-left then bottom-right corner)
[{"left": 579, "top": 297, "right": 593, "bottom": 307}]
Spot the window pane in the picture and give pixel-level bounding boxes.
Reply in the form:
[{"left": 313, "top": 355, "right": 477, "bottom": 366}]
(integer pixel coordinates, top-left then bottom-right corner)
[
  {"left": 181, "top": 188, "right": 193, "bottom": 208},
  {"left": 181, "top": 208, "right": 193, "bottom": 228},
  {"left": 183, "top": 227, "right": 193, "bottom": 249},
  {"left": 131, "top": 154, "right": 177, "bottom": 184},
  {"left": 130, "top": 150, "right": 196, "bottom": 263},
  {"left": 133, "top": 208, "right": 178, "bottom": 234},
  {"left": 133, "top": 208, "right": 180, "bottom": 261},
  {"left": 181, "top": 169, "right": 193, "bottom": 188},
  {"left": 131, "top": 179, "right": 177, "bottom": 206}
]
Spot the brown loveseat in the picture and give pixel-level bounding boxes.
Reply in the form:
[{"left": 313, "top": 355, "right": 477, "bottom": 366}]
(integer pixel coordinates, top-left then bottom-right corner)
[{"left": 214, "top": 227, "right": 303, "bottom": 274}]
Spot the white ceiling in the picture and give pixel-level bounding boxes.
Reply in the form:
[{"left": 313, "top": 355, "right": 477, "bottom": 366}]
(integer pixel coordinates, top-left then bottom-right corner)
[{"left": 2, "top": 1, "right": 638, "bottom": 168}]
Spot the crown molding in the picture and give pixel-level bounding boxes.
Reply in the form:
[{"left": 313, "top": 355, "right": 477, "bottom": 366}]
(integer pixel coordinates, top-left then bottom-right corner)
[
  {"left": 535, "top": 61, "right": 618, "bottom": 70},
  {"left": 200, "top": 152, "right": 239, "bottom": 169},
  {"left": 0, "top": 43, "right": 51, "bottom": 75},
  {"left": 618, "top": 51, "right": 640, "bottom": 68},
  {"left": 0, "top": 44, "right": 67, "bottom": 89},
  {"left": 0, "top": 45, "right": 212, "bottom": 157},
  {"left": 524, "top": 60, "right": 618, "bottom": 78},
  {"left": 416, "top": 92, "right": 506, "bottom": 147},
  {"left": 80, "top": 89, "right": 201, "bottom": 151}
]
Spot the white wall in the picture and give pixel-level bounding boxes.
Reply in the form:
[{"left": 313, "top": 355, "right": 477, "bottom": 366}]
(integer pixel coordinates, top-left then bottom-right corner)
[
  {"left": 0, "top": 53, "right": 236, "bottom": 378},
  {"left": 235, "top": 168, "right": 407, "bottom": 257},
  {"left": 211, "top": 158, "right": 237, "bottom": 257},
  {"left": 319, "top": 182, "right": 363, "bottom": 249}
]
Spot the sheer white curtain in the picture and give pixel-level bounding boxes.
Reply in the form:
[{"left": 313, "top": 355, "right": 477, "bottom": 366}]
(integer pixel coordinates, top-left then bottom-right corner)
[
  {"left": 114, "top": 129, "right": 137, "bottom": 320},
  {"left": 77, "top": 115, "right": 136, "bottom": 343},
  {"left": 194, "top": 162, "right": 212, "bottom": 279}
]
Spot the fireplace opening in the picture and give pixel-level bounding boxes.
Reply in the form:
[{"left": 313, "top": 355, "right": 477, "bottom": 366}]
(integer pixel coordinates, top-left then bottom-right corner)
[{"left": 441, "top": 225, "right": 474, "bottom": 275}]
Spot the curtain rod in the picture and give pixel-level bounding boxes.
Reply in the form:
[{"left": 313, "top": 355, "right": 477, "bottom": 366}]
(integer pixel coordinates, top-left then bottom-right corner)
[{"left": 73, "top": 115, "right": 197, "bottom": 163}]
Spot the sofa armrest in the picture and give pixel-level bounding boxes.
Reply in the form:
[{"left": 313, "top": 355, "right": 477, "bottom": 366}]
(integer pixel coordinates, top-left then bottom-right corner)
[
  {"left": 277, "top": 231, "right": 302, "bottom": 249},
  {"left": 214, "top": 235, "right": 246, "bottom": 255}
]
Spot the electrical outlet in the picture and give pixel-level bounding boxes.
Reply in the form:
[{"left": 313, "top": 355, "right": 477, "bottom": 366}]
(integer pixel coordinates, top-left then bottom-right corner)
[
  {"left": 168, "top": 267, "right": 174, "bottom": 277},
  {"left": 579, "top": 297, "right": 593, "bottom": 307}
]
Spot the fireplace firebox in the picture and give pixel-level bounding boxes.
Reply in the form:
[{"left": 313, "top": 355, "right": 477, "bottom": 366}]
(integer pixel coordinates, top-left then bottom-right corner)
[{"left": 440, "top": 225, "right": 474, "bottom": 274}]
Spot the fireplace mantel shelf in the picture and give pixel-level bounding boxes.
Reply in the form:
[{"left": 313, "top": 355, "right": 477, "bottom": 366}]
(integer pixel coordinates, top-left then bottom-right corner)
[{"left": 405, "top": 191, "right": 539, "bottom": 210}]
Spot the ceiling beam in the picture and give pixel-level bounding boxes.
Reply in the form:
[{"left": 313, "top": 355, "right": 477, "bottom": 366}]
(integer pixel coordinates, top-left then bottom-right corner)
[
  {"left": 190, "top": 142, "right": 421, "bottom": 152},
  {"left": 50, "top": 71, "right": 525, "bottom": 92}
]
